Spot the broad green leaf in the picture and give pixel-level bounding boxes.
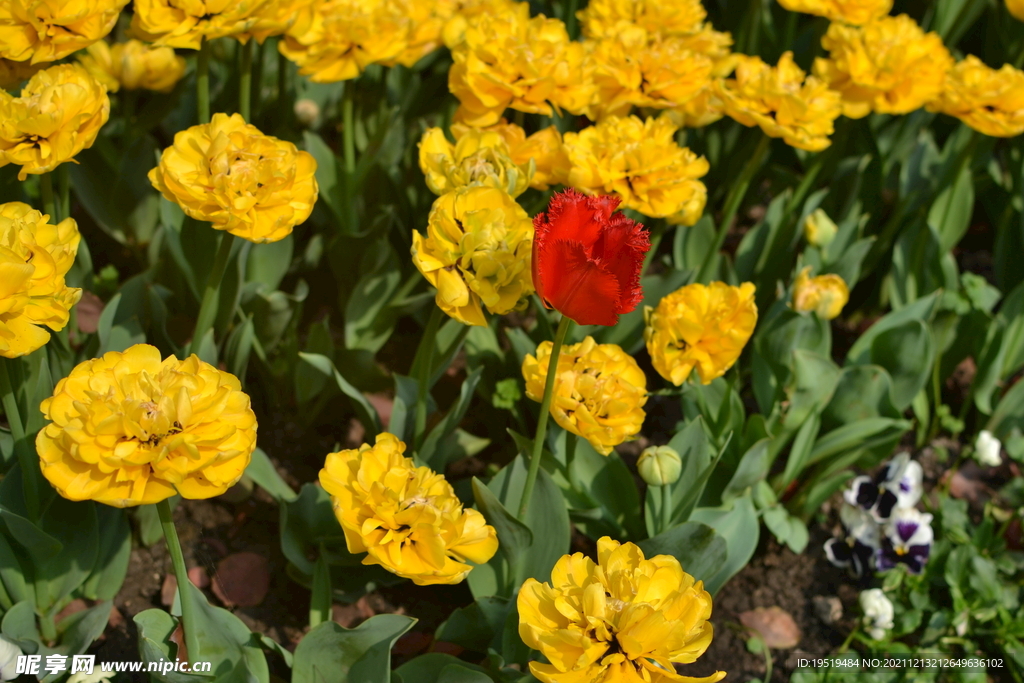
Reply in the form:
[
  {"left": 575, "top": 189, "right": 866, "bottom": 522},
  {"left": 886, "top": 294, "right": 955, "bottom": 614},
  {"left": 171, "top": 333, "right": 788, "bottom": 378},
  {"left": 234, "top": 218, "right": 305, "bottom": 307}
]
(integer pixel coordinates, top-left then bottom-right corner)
[
  {"left": 780, "top": 412, "right": 820, "bottom": 488},
  {"left": 280, "top": 484, "right": 347, "bottom": 577},
  {"left": 0, "top": 533, "right": 29, "bottom": 610},
  {"left": 721, "top": 438, "right": 771, "bottom": 503},
  {"left": 807, "top": 418, "right": 911, "bottom": 467},
  {"left": 292, "top": 614, "right": 416, "bottom": 683},
  {"left": 471, "top": 478, "right": 533, "bottom": 571},
  {"left": 690, "top": 494, "right": 759, "bottom": 595},
  {"left": 246, "top": 236, "right": 294, "bottom": 292},
  {"left": 823, "top": 365, "right": 901, "bottom": 427},
  {"left": 866, "top": 319, "right": 935, "bottom": 410},
  {"left": 310, "top": 553, "right": 332, "bottom": 628},
  {"left": 434, "top": 597, "right": 510, "bottom": 653},
  {"left": 244, "top": 448, "right": 298, "bottom": 503},
  {"left": 637, "top": 521, "right": 727, "bottom": 585},
  {"left": 395, "top": 654, "right": 491, "bottom": 683},
  {"left": 783, "top": 350, "right": 842, "bottom": 429},
  {"left": 846, "top": 292, "right": 940, "bottom": 365},
  {"left": 560, "top": 434, "right": 644, "bottom": 541},
  {"left": 79, "top": 505, "right": 131, "bottom": 602},
  {"left": 298, "top": 352, "right": 382, "bottom": 435},
  {"left": 419, "top": 367, "right": 483, "bottom": 469}
]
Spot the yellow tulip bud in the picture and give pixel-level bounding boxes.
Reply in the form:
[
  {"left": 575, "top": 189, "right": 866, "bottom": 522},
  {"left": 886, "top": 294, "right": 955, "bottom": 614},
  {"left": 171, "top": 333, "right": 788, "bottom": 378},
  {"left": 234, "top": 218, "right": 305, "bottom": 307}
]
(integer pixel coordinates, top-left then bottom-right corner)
[
  {"left": 637, "top": 445, "right": 683, "bottom": 486},
  {"left": 78, "top": 40, "right": 187, "bottom": 94},
  {"left": 804, "top": 208, "right": 838, "bottom": 248},
  {"left": 792, "top": 266, "right": 849, "bottom": 320}
]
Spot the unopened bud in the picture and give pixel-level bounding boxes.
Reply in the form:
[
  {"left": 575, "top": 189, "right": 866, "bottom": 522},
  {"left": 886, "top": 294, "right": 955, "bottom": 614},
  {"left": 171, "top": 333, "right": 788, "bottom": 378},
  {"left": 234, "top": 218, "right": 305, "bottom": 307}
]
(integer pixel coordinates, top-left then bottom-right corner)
[
  {"left": 803, "top": 208, "right": 837, "bottom": 248},
  {"left": 637, "top": 445, "right": 682, "bottom": 486},
  {"left": 294, "top": 98, "right": 320, "bottom": 128}
]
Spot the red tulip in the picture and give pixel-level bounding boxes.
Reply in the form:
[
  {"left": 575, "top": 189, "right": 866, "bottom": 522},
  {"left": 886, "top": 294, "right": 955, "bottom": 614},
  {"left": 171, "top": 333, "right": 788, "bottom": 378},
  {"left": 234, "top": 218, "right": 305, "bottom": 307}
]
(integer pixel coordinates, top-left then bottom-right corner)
[{"left": 531, "top": 189, "right": 650, "bottom": 326}]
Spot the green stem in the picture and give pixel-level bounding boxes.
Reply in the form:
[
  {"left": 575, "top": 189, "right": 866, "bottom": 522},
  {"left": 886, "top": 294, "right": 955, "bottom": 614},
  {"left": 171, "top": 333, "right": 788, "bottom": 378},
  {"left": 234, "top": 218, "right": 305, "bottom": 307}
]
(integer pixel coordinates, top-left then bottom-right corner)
[
  {"left": 565, "top": 0, "right": 579, "bottom": 39},
  {"left": 251, "top": 40, "right": 264, "bottom": 119},
  {"left": 38, "top": 612, "right": 56, "bottom": 643},
  {"left": 157, "top": 499, "right": 201, "bottom": 666},
  {"left": 695, "top": 133, "right": 770, "bottom": 283},
  {"left": 39, "top": 172, "right": 56, "bottom": 222},
  {"left": 239, "top": 40, "right": 253, "bottom": 121},
  {"left": 519, "top": 315, "right": 574, "bottom": 519},
  {"left": 277, "top": 45, "right": 288, "bottom": 116},
  {"left": 196, "top": 39, "right": 211, "bottom": 124},
  {"left": 187, "top": 233, "right": 235, "bottom": 357},
  {"left": 0, "top": 359, "right": 38, "bottom": 521},
  {"left": 660, "top": 485, "right": 673, "bottom": 534},
  {"left": 342, "top": 84, "right": 356, "bottom": 175},
  {"left": 413, "top": 306, "right": 444, "bottom": 452},
  {"left": 58, "top": 165, "right": 69, "bottom": 223},
  {"left": 641, "top": 220, "right": 666, "bottom": 278}
]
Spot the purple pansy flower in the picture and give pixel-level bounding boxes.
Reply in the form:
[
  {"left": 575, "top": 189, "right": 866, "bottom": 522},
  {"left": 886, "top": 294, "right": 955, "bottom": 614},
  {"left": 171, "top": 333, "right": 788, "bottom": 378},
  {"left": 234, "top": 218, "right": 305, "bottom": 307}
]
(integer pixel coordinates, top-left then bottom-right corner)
[{"left": 876, "top": 508, "right": 933, "bottom": 574}]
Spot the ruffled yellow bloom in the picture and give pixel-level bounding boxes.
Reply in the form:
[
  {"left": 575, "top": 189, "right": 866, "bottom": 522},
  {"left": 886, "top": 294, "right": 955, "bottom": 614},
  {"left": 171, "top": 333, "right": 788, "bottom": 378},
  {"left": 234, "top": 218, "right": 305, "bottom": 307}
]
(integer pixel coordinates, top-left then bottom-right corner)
[
  {"left": 448, "top": 3, "right": 593, "bottom": 127},
  {"left": 0, "top": 59, "right": 42, "bottom": 91},
  {"left": 813, "top": 16, "right": 952, "bottom": 119},
  {"left": 412, "top": 186, "right": 534, "bottom": 326},
  {"left": 776, "top": 0, "right": 891, "bottom": 26},
  {"left": 1009, "top": 0, "right": 1024, "bottom": 22},
  {"left": 442, "top": 0, "right": 521, "bottom": 49},
  {"left": 578, "top": 0, "right": 707, "bottom": 40},
  {"left": 0, "top": 0, "right": 128, "bottom": 64},
  {"left": 588, "top": 29, "right": 714, "bottom": 120},
  {"left": 279, "top": 0, "right": 409, "bottom": 82},
  {"left": 928, "top": 56, "right": 1024, "bottom": 138},
  {"left": 418, "top": 127, "right": 533, "bottom": 198},
  {"left": 319, "top": 433, "right": 498, "bottom": 586},
  {"left": 0, "top": 202, "right": 81, "bottom": 358},
  {"left": 522, "top": 336, "right": 647, "bottom": 455},
  {"left": 244, "top": 0, "right": 318, "bottom": 43},
  {"left": 644, "top": 282, "right": 757, "bottom": 386},
  {"left": 518, "top": 536, "right": 725, "bottom": 683},
  {"left": 130, "top": 0, "right": 271, "bottom": 49},
  {"left": 564, "top": 114, "right": 708, "bottom": 222},
  {"left": 36, "top": 344, "right": 258, "bottom": 508},
  {"left": 149, "top": 113, "right": 318, "bottom": 244},
  {"left": 452, "top": 120, "right": 570, "bottom": 190},
  {"left": 77, "top": 40, "right": 187, "bottom": 94},
  {"left": 717, "top": 52, "right": 842, "bottom": 152},
  {"left": 791, "top": 267, "right": 848, "bottom": 320},
  {"left": 0, "top": 65, "right": 110, "bottom": 181}
]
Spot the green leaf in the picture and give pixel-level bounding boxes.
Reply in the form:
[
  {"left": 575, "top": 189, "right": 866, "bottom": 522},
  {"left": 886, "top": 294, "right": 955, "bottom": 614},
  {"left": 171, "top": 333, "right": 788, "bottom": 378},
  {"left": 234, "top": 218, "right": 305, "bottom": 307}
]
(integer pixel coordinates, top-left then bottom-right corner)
[
  {"left": 246, "top": 236, "right": 294, "bottom": 292},
  {"left": 280, "top": 484, "right": 347, "bottom": 577},
  {"left": 437, "top": 664, "right": 493, "bottom": 683},
  {"left": 807, "top": 417, "right": 912, "bottom": 467},
  {"left": 419, "top": 367, "right": 483, "bottom": 469},
  {"left": 780, "top": 412, "right": 820, "bottom": 488},
  {"left": 927, "top": 149, "right": 974, "bottom": 253},
  {"left": 244, "top": 448, "right": 298, "bottom": 503},
  {"left": 865, "top": 319, "right": 935, "bottom": 410},
  {"left": 434, "top": 597, "right": 510, "bottom": 653},
  {"left": 690, "top": 494, "right": 760, "bottom": 595},
  {"left": 310, "top": 553, "right": 332, "bottom": 628},
  {"left": 783, "top": 350, "right": 842, "bottom": 429},
  {"left": 560, "top": 434, "right": 644, "bottom": 541},
  {"left": 471, "top": 478, "right": 533, "bottom": 571},
  {"left": 344, "top": 238, "right": 402, "bottom": 354},
  {"left": 292, "top": 614, "right": 416, "bottom": 683},
  {"left": 2, "top": 600, "right": 40, "bottom": 653},
  {"left": 762, "top": 507, "right": 809, "bottom": 554},
  {"left": 722, "top": 438, "right": 771, "bottom": 503},
  {"left": 223, "top": 314, "right": 256, "bottom": 385},
  {"left": 79, "top": 505, "right": 131, "bottom": 601},
  {"left": 35, "top": 497, "right": 98, "bottom": 615},
  {"left": 846, "top": 292, "right": 940, "bottom": 365},
  {"left": 298, "top": 352, "right": 382, "bottom": 435},
  {"left": 394, "top": 654, "right": 491, "bottom": 683},
  {"left": 637, "top": 521, "right": 727, "bottom": 585},
  {"left": 0, "top": 533, "right": 29, "bottom": 610},
  {"left": 823, "top": 365, "right": 902, "bottom": 427}
]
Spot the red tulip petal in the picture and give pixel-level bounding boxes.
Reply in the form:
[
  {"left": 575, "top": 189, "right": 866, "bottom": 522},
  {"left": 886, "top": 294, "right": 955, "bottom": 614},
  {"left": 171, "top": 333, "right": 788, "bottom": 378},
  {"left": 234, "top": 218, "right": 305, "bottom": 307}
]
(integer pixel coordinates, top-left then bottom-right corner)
[
  {"left": 537, "top": 188, "right": 621, "bottom": 249},
  {"left": 593, "top": 212, "right": 650, "bottom": 314},
  {"left": 541, "top": 239, "right": 621, "bottom": 326}
]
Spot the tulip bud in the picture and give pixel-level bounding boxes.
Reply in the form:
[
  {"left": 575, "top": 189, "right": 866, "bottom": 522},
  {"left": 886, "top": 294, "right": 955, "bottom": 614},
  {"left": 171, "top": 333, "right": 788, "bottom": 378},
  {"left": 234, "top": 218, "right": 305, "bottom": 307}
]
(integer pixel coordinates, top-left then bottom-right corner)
[
  {"left": 803, "top": 208, "right": 838, "bottom": 248},
  {"left": 294, "top": 98, "right": 320, "bottom": 128},
  {"left": 637, "top": 445, "right": 682, "bottom": 486}
]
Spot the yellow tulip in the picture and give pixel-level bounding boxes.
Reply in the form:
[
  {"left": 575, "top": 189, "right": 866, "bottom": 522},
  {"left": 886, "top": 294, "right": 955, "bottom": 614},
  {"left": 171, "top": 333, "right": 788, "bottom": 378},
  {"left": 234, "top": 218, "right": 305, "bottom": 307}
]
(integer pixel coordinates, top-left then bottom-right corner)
[
  {"left": 279, "top": 0, "right": 410, "bottom": 82},
  {"left": 130, "top": 0, "right": 272, "bottom": 49},
  {"left": 1009, "top": 0, "right": 1024, "bottom": 21},
  {"left": 411, "top": 186, "right": 534, "bottom": 326},
  {"left": 244, "top": 0, "right": 319, "bottom": 43},
  {"left": 928, "top": 56, "right": 1024, "bottom": 138},
  {"left": 149, "top": 113, "right": 318, "bottom": 244},
  {"left": 776, "top": 0, "right": 892, "bottom": 26},
  {"left": 518, "top": 536, "right": 726, "bottom": 683},
  {"left": 522, "top": 336, "right": 647, "bottom": 456},
  {"left": 804, "top": 208, "right": 838, "bottom": 247},
  {"left": 644, "top": 282, "right": 758, "bottom": 386},
  {"left": 0, "top": 0, "right": 128, "bottom": 64},
  {"left": 448, "top": 2, "right": 593, "bottom": 127},
  {"left": 813, "top": 15, "right": 953, "bottom": 119},
  {"left": 36, "top": 344, "right": 258, "bottom": 508},
  {"left": 791, "top": 267, "right": 849, "bottom": 320},
  {"left": 418, "top": 127, "right": 533, "bottom": 198},
  {"left": 319, "top": 433, "right": 498, "bottom": 585},
  {"left": 563, "top": 114, "right": 709, "bottom": 222},
  {"left": 0, "top": 64, "right": 110, "bottom": 181},
  {"left": 0, "top": 202, "right": 81, "bottom": 359},
  {"left": 78, "top": 40, "right": 187, "bottom": 94},
  {"left": 577, "top": 0, "right": 707, "bottom": 40},
  {"left": 442, "top": 0, "right": 521, "bottom": 49},
  {"left": 717, "top": 52, "right": 842, "bottom": 152},
  {"left": 451, "top": 120, "right": 570, "bottom": 190}
]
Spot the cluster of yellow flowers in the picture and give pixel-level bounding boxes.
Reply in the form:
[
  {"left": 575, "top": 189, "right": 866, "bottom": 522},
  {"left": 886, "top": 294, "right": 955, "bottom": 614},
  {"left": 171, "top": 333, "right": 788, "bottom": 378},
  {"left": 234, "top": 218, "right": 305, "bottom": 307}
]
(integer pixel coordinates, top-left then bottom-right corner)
[
  {"left": 0, "top": 202, "right": 82, "bottom": 358},
  {"left": 149, "top": 113, "right": 319, "bottom": 244},
  {"left": 0, "top": 0, "right": 129, "bottom": 64},
  {"left": 36, "top": 344, "right": 258, "bottom": 507},
  {"left": 522, "top": 336, "right": 648, "bottom": 455},
  {"left": 77, "top": 40, "right": 187, "bottom": 94},
  {"left": 318, "top": 432, "right": 499, "bottom": 585},
  {"left": 518, "top": 536, "right": 725, "bottom": 683}
]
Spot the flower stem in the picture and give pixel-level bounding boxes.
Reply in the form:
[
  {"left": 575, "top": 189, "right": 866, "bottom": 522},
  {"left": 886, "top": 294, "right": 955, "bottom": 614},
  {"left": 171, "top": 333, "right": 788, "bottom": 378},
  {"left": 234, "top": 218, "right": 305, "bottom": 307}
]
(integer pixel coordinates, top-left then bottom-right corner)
[
  {"left": 187, "top": 233, "right": 235, "bottom": 358},
  {"left": 196, "top": 39, "right": 211, "bottom": 125},
  {"left": 157, "top": 499, "right": 201, "bottom": 666},
  {"left": 277, "top": 45, "right": 288, "bottom": 116},
  {"left": 696, "top": 133, "right": 770, "bottom": 283},
  {"left": 342, "top": 84, "right": 356, "bottom": 176},
  {"left": 660, "top": 485, "right": 673, "bottom": 534},
  {"left": 39, "top": 172, "right": 56, "bottom": 222},
  {"left": 58, "top": 165, "right": 70, "bottom": 223},
  {"left": 0, "top": 359, "right": 38, "bottom": 521},
  {"left": 239, "top": 40, "right": 253, "bottom": 121},
  {"left": 413, "top": 306, "right": 444, "bottom": 453},
  {"left": 519, "top": 315, "right": 574, "bottom": 519}
]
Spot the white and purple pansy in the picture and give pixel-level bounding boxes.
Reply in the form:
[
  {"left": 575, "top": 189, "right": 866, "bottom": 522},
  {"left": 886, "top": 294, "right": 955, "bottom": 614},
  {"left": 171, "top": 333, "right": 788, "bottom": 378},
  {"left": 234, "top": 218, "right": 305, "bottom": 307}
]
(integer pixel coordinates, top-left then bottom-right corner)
[
  {"left": 843, "top": 452, "right": 922, "bottom": 521},
  {"left": 824, "top": 504, "right": 881, "bottom": 577},
  {"left": 877, "top": 507, "right": 933, "bottom": 574}
]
